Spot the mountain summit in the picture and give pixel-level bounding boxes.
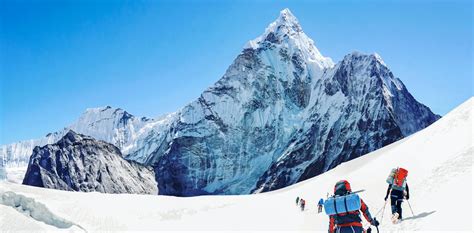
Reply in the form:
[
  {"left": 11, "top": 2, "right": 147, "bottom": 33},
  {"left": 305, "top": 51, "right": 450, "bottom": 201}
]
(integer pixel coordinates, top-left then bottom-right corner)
[
  {"left": 244, "top": 8, "right": 334, "bottom": 71},
  {"left": 130, "top": 9, "right": 438, "bottom": 195}
]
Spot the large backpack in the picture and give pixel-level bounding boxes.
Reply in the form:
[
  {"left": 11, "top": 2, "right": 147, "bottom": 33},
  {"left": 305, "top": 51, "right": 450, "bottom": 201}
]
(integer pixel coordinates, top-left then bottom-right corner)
[
  {"left": 323, "top": 193, "right": 361, "bottom": 215},
  {"left": 324, "top": 180, "right": 361, "bottom": 215},
  {"left": 386, "top": 167, "right": 408, "bottom": 191}
]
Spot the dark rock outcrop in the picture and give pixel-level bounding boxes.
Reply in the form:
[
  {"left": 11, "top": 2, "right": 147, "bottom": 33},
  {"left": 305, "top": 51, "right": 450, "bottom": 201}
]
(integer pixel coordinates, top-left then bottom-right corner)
[{"left": 22, "top": 131, "right": 157, "bottom": 194}]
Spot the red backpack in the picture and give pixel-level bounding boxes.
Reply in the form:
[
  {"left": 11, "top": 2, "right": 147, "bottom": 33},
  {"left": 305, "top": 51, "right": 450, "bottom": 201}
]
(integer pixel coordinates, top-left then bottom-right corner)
[
  {"left": 394, "top": 168, "right": 408, "bottom": 187},
  {"left": 387, "top": 167, "right": 408, "bottom": 190}
]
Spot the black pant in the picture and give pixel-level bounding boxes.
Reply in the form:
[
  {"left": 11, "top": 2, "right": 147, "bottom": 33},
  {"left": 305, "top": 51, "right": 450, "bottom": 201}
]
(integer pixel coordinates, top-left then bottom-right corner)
[{"left": 390, "top": 190, "right": 403, "bottom": 219}]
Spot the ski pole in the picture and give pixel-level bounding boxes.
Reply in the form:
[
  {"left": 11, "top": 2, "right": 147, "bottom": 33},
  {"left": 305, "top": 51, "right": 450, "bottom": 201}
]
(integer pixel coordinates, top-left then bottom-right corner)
[
  {"left": 380, "top": 199, "right": 388, "bottom": 224},
  {"left": 407, "top": 199, "right": 415, "bottom": 217},
  {"left": 374, "top": 198, "right": 388, "bottom": 217},
  {"left": 374, "top": 203, "right": 385, "bottom": 217}
]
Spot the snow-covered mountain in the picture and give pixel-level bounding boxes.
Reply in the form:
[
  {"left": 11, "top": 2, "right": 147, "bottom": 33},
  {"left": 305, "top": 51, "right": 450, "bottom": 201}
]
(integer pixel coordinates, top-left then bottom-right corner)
[
  {"left": 253, "top": 51, "right": 440, "bottom": 192},
  {"left": 127, "top": 9, "right": 439, "bottom": 196},
  {"left": 22, "top": 130, "right": 157, "bottom": 194},
  {"left": 1, "top": 9, "right": 439, "bottom": 196},
  {"left": 0, "top": 106, "right": 157, "bottom": 167},
  {"left": 1, "top": 97, "right": 471, "bottom": 232}
]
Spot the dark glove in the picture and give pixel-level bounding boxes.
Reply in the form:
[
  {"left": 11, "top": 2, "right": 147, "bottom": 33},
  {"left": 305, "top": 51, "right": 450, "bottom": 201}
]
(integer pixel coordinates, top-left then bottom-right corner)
[
  {"left": 371, "top": 219, "right": 380, "bottom": 226},
  {"left": 406, "top": 194, "right": 409, "bottom": 200},
  {"left": 384, "top": 196, "right": 388, "bottom": 201}
]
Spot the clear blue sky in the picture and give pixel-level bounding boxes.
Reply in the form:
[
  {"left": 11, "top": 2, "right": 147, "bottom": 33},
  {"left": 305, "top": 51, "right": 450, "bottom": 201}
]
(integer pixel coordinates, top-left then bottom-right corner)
[{"left": 0, "top": 0, "right": 472, "bottom": 145}]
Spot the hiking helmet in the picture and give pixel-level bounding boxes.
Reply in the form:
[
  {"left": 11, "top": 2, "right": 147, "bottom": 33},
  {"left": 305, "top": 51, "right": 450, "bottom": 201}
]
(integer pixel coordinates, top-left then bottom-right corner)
[{"left": 334, "top": 180, "right": 352, "bottom": 195}]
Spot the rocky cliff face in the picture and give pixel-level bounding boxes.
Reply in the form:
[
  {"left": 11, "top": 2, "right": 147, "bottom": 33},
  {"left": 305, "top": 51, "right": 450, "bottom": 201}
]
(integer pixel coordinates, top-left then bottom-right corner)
[{"left": 22, "top": 131, "right": 157, "bottom": 194}]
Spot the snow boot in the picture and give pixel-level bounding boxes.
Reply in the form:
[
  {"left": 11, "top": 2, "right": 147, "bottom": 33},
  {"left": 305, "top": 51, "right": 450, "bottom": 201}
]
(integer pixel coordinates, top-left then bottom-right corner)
[{"left": 391, "top": 212, "right": 399, "bottom": 224}]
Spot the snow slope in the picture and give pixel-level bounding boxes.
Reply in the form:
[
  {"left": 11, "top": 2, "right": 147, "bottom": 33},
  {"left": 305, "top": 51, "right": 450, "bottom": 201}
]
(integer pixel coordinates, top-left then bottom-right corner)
[{"left": 0, "top": 97, "right": 471, "bottom": 232}]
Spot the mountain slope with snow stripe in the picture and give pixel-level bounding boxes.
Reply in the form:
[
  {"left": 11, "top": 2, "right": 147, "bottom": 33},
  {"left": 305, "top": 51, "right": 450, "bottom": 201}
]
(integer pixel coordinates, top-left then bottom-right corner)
[{"left": 0, "top": 97, "right": 471, "bottom": 232}]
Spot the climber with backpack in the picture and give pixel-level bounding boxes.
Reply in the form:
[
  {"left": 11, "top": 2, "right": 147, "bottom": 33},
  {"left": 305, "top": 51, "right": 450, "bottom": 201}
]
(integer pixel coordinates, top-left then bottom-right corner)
[
  {"left": 300, "top": 198, "right": 306, "bottom": 211},
  {"left": 325, "top": 180, "right": 379, "bottom": 233},
  {"left": 385, "top": 167, "right": 410, "bottom": 223},
  {"left": 318, "top": 198, "right": 324, "bottom": 213}
]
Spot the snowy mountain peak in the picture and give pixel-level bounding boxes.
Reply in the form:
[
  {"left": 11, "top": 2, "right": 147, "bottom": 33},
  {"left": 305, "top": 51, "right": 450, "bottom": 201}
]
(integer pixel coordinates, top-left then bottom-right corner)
[
  {"left": 338, "top": 51, "right": 391, "bottom": 76},
  {"left": 84, "top": 105, "right": 113, "bottom": 113},
  {"left": 244, "top": 8, "right": 334, "bottom": 70},
  {"left": 81, "top": 106, "right": 128, "bottom": 119},
  {"left": 341, "top": 52, "right": 388, "bottom": 70},
  {"left": 344, "top": 51, "right": 383, "bottom": 63},
  {"left": 62, "top": 130, "right": 81, "bottom": 140},
  {"left": 372, "top": 52, "right": 387, "bottom": 66},
  {"left": 273, "top": 8, "right": 301, "bottom": 32},
  {"left": 57, "top": 130, "right": 88, "bottom": 146},
  {"left": 74, "top": 106, "right": 144, "bottom": 131},
  {"left": 334, "top": 51, "right": 406, "bottom": 101},
  {"left": 244, "top": 9, "right": 334, "bottom": 69},
  {"left": 279, "top": 8, "right": 295, "bottom": 19}
]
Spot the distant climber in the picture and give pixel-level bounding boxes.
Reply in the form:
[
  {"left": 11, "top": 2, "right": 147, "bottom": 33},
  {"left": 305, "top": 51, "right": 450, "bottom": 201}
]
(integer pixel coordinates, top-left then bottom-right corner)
[
  {"left": 318, "top": 198, "right": 324, "bottom": 213},
  {"left": 300, "top": 198, "right": 306, "bottom": 211},
  {"left": 296, "top": 196, "right": 300, "bottom": 206},
  {"left": 325, "top": 180, "right": 379, "bottom": 233},
  {"left": 385, "top": 167, "right": 410, "bottom": 223}
]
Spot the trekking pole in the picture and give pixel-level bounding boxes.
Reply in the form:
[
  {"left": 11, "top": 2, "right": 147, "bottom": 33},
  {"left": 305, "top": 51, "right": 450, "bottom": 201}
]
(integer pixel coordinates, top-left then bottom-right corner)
[
  {"left": 407, "top": 199, "right": 415, "bottom": 217},
  {"left": 380, "top": 199, "right": 388, "bottom": 224},
  {"left": 374, "top": 197, "right": 388, "bottom": 217}
]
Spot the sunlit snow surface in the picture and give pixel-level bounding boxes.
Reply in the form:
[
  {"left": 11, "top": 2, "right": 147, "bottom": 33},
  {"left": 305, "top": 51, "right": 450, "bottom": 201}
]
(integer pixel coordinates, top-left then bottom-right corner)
[{"left": 0, "top": 98, "right": 471, "bottom": 232}]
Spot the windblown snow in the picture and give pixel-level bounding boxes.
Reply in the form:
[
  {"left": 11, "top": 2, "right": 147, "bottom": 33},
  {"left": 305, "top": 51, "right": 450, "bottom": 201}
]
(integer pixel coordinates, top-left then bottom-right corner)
[{"left": 0, "top": 97, "right": 471, "bottom": 232}]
